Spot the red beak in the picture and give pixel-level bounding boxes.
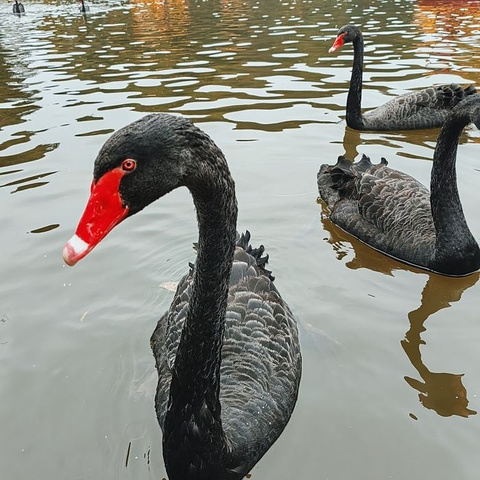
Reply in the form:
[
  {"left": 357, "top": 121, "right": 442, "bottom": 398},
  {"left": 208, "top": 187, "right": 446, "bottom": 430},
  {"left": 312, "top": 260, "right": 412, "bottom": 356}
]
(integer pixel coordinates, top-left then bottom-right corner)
[
  {"left": 329, "top": 32, "right": 346, "bottom": 53},
  {"left": 62, "top": 168, "right": 129, "bottom": 266}
]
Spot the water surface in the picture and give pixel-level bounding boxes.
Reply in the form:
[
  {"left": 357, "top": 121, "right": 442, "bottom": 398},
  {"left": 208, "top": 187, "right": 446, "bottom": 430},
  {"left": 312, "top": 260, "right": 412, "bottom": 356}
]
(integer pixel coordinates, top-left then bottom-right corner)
[{"left": 1, "top": 0, "right": 480, "bottom": 479}]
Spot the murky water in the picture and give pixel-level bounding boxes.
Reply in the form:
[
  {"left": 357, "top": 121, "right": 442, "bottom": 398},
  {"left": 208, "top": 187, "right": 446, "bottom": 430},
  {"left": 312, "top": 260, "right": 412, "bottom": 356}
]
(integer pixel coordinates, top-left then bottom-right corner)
[{"left": 1, "top": 0, "right": 480, "bottom": 478}]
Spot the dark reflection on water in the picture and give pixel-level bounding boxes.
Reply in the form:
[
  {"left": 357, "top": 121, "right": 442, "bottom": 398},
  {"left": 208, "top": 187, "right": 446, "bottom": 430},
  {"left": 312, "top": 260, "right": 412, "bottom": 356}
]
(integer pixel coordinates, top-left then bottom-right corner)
[
  {"left": 0, "top": 143, "right": 59, "bottom": 168},
  {"left": 337, "top": 124, "right": 478, "bottom": 168},
  {"left": 29, "top": 223, "right": 60, "bottom": 233},
  {"left": 1, "top": 170, "right": 57, "bottom": 193}
]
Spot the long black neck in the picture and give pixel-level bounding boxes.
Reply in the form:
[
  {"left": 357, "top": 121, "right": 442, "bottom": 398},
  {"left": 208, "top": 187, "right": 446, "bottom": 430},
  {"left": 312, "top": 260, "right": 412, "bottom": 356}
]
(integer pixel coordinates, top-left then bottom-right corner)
[
  {"left": 430, "top": 105, "right": 480, "bottom": 274},
  {"left": 346, "top": 32, "right": 365, "bottom": 130},
  {"left": 163, "top": 155, "right": 238, "bottom": 478}
]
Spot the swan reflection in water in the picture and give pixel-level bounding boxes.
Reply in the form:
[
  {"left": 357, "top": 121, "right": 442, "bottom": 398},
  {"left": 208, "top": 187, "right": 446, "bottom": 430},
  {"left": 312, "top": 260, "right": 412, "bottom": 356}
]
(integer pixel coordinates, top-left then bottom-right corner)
[
  {"left": 338, "top": 126, "right": 442, "bottom": 165},
  {"left": 319, "top": 214, "right": 478, "bottom": 417},
  {"left": 403, "top": 273, "right": 478, "bottom": 418}
]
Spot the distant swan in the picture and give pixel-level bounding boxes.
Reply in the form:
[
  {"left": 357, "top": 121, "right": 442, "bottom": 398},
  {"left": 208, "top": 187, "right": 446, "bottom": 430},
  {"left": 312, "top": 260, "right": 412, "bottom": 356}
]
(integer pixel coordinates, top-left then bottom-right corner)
[
  {"left": 317, "top": 94, "right": 480, "bottom": 276},
  {"left": 13, "top": 0, "right": 25, "bottom": 14},
  {"left": 63, "top": 114, "right": 302, "bottom": 479},
  {"left": 79, "top": 0, "right": 89, "bottom": 12},
  {"left": 329, "top": 24, "right": 477, "bottom": 131}
]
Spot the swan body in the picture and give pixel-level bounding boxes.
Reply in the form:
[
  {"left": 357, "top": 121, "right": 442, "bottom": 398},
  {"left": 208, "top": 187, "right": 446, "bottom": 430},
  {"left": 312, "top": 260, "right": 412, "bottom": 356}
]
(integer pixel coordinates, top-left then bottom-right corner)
[
  {"left": 330, "top": 24, "right": 477, "bottom": 131},
  {"left": 63, "top": 114, "right": 302, "bottom": 480},
  {"left": 317, "top": 94, "right": 480, "bottom": 276}
]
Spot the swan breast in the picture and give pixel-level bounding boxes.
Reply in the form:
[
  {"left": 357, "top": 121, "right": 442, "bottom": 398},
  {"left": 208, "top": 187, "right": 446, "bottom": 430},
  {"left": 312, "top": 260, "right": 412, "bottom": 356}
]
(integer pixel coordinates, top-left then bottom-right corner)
[{"left": 151, "top": 240, "right": 301, "bottom": 461}]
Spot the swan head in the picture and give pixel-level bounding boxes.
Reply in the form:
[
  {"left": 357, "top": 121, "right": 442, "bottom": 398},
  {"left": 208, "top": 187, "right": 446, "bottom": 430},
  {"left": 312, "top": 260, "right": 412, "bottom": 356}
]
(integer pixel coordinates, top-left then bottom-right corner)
[
  {"left": 329, "top": 24, "right": 362, "bottom": 53},
  {"left": 62, "top": 114, "right": 219, "bottom": 266}
]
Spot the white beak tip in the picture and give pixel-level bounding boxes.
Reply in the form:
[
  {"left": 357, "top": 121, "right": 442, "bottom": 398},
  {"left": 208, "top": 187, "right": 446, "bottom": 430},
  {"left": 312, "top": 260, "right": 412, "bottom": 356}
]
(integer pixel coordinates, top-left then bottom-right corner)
[{"left": 62, "top": 234, "right": 89, "bottom": 266}]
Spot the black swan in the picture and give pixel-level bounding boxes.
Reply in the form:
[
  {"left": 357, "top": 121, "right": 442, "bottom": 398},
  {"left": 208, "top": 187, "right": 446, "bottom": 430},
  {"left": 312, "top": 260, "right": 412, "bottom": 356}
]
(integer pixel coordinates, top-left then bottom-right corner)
[
  {"left": 317, "top": 94, "right": 480, "bottom": 276},
  {"left": 329, "top": 24, "right": 477, "bottom": 131},
  {"left": 62, "top": 114, "right": 302, "bottom": 480},
  {"left": 79, "top": 0, "right": 89, "bottom": 13},
  {"left": 13, "top": 0, "right": 25, "bottom": 14}
]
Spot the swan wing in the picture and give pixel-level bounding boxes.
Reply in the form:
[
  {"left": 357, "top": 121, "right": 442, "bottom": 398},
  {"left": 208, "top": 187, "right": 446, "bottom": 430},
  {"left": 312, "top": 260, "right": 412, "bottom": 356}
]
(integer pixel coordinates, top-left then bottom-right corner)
[
  {"left": 363, "top": 84, "right": 477, "bottom": 130},
  {"left": 220, "top": 247, "right": 301, "bottom": 471},
  {"left": 318, "top": 155, "right": 436, "bottom": 264}
]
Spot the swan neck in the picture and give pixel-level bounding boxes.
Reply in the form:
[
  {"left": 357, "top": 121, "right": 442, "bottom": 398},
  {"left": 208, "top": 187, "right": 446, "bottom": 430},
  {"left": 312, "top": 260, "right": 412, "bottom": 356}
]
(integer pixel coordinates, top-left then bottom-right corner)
[
  {"left": 164, "top": 159, "right": 238, "bottom": 471},
  {"left": 346, "top": 34, "right": 364, "bottom": 129},
  {"left": 431, "top": 112, "right": 477, "bottom": 264}
]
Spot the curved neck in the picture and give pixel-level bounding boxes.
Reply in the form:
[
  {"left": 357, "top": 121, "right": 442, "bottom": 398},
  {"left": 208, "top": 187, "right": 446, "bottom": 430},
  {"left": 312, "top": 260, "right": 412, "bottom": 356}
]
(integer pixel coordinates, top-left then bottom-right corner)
[
  {"left": 346, "top": 34, "right": 365, "bottom": 129},
  {"left": 163, "top": 159, "right": 238, "bottom": 476},
  {"left": 430, "top": 112, "right": 478, "bottom": 271}
]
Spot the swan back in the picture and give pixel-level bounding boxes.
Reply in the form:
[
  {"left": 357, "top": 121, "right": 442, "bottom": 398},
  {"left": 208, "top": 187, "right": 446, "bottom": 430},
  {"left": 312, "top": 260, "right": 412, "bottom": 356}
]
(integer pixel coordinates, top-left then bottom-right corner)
[
  {"left": 318, "top": 155, "right": 436, "bottom": 266},
  {"left": 362, "top": 84, "right": 477, "bottom": 131}
]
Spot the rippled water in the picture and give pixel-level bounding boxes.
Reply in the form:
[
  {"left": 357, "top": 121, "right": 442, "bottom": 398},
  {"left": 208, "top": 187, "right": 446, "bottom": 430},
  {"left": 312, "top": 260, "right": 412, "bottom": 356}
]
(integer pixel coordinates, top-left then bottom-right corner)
[{"left": 1, "top": 0, "right": 480, "bottom": 478}]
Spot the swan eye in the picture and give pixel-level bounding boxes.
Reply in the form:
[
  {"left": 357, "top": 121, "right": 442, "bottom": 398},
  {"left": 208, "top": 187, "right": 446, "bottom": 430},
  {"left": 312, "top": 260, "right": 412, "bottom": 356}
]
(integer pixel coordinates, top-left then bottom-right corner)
[{"left": 121, "top": 159, "right": 137, "bottom": 172}]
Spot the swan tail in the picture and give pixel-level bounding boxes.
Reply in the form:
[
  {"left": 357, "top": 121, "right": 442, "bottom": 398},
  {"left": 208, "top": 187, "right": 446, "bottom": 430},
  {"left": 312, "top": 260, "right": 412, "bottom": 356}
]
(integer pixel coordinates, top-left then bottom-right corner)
[
  {"left": 463, "top": 84, "right": 477, "bottom": 96},
  {"left": 318, "top": 154, "right": 390, "bottom": 208},
  {"left": 190, "top": 233, "right": 274, "bottom": 280},
  {"left": 330, "top": 154, "right": 380, "bottom": 192},
  {"left": 237, "top": 231, "right": 275, "bottom": 281},
  {"left": 435, "top": 83, "right": 478, "bottom": 108}
]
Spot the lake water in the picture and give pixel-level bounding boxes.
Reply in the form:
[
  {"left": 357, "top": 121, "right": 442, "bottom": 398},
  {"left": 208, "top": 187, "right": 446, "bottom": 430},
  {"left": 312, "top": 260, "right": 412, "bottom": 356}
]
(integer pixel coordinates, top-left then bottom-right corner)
[{"left": 1, "top": 0, "right": 480, "bottom": 478}]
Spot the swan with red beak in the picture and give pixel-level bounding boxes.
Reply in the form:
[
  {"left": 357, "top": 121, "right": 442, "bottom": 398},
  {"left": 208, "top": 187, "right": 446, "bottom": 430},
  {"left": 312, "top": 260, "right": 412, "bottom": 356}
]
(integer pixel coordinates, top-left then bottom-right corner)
[
  {"left": 60, "top": 113, "right": 302, "bottom": 480},
  {"left": 327, "top": 24, "right": 476, "bottom": 130}
]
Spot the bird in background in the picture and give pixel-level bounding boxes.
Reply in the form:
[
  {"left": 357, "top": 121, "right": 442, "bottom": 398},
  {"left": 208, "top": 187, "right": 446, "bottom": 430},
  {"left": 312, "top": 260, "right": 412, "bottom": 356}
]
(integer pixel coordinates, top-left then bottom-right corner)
[{"left": 329, "top": 24, "right": 477, "bottom": 131}]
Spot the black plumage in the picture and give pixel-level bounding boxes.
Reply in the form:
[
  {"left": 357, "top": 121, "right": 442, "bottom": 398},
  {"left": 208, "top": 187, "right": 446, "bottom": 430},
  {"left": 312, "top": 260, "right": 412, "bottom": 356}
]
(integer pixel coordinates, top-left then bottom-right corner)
[
  {"left": 317, "top": 94, "right": 480, "bottom": 276},
  {"left": 64, "top": 114, "right": 302, "bottom": 480},
  {"left": 329, "top": 24, "right": 477, "bottom": 131}
]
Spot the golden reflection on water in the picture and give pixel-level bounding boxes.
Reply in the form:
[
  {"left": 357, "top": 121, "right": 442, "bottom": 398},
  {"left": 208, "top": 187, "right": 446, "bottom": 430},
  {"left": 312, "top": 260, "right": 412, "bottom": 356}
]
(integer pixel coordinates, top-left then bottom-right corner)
[
  {"left": 129, "top": 0, "right": 190, "bottom": 42},
  {"left": 415, "top": 0, "right": 480, "bottom": 37},
  {"left": 319, "top": 214, "right": 479, "bottom": 418},
  {"left": 0, "top": 143, "right": 58, "bottom": 169},
  {"left": 414, "top": 0, "right": 480, "bottom": 81},
  {"left": 403, "top": 273, "right": 478, "bottom": 418}
]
